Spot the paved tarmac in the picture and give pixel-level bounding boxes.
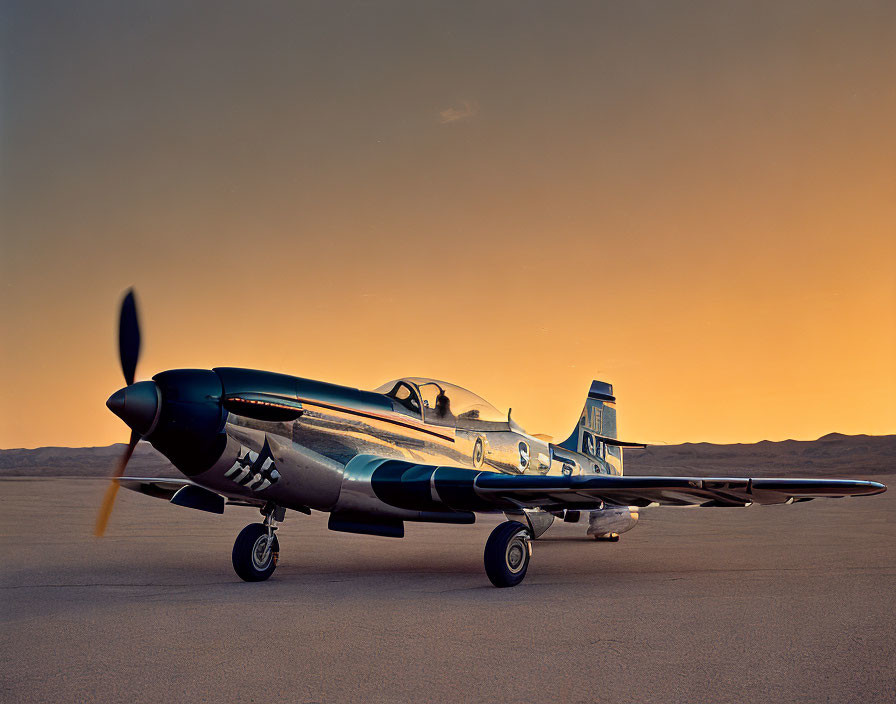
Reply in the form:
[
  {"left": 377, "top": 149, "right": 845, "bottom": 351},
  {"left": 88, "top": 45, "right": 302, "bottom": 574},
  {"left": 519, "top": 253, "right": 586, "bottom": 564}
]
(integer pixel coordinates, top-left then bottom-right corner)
[{"left": 1, "top": 476, "right": 893, "bottom": 703}]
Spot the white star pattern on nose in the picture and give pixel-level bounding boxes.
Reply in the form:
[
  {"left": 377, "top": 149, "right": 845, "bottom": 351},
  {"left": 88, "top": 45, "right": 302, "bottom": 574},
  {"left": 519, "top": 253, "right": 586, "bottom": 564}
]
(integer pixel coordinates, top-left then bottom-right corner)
[{"left": 224, "top": 439, "right": 280, "bottom": 490}]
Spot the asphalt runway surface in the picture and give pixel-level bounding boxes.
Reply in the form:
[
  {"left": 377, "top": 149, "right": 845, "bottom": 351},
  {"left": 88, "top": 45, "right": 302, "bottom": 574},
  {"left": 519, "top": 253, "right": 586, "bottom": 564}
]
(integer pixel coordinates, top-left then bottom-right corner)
[{"left": 2, "top": 476, "right": 893, "bottom": 703}]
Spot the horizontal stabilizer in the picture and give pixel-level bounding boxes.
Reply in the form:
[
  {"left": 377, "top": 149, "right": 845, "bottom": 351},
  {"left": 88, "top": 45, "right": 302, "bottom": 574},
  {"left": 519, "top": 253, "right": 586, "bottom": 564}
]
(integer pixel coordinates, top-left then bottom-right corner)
[{"left": 589, "top": 434, "right": 646, "bottom": 449}]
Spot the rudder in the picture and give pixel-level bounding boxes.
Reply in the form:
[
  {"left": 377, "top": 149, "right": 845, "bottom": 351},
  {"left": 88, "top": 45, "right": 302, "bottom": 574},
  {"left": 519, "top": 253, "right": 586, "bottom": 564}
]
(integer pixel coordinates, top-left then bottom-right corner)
[{"left": 557, "top": 380, "right": 631, "bottom": 475}]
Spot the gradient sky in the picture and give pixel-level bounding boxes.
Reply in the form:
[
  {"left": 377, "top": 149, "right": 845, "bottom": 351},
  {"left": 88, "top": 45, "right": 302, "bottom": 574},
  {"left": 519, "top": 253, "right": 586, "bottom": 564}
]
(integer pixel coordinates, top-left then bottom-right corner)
[{"left": 1, "top": 1, "right": 894, "bottom": 449}]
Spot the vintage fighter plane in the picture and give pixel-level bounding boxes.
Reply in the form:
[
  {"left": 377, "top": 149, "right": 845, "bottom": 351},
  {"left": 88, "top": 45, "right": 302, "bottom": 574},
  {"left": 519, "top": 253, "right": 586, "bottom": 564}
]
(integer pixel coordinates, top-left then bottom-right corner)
[{"left": 96, "top": 291, "right": 887, "bottom": 587}]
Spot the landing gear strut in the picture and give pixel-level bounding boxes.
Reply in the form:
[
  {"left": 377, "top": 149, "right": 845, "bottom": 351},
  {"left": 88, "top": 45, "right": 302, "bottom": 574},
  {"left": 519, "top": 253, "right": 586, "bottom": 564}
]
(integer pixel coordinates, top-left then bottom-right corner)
[
  {"left": 484, "top": 521, "right": 532, "bottom": 588},
  {"left": 232, "top": 504, "right": 283, "bottom": 582}
]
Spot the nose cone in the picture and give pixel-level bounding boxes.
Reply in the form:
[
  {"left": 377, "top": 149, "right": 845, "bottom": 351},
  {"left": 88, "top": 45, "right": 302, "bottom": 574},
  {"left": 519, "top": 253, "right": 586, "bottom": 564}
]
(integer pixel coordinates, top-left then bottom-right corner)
[{"left": 107, "top": 380, "right": 161, "bottom": 436}]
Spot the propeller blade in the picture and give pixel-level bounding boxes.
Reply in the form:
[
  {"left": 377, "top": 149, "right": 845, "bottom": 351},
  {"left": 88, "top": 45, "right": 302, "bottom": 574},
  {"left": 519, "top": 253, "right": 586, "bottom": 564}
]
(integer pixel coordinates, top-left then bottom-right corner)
[
  {"left": 94, "top": 430, "right": 139, "bottom": 537},
  {"left": 118, "top": 289, "right": 141, "bottom": 386}
]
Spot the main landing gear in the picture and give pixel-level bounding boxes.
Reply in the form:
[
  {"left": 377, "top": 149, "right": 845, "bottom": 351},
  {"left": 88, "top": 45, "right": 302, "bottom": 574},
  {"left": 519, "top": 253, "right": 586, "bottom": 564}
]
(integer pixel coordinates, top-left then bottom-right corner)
[
  {"left": 232, "top": 503, "right": 284, "bottom": 582},
  {"left": 484, "top": 521, "right": 532, "bottom": 587}
]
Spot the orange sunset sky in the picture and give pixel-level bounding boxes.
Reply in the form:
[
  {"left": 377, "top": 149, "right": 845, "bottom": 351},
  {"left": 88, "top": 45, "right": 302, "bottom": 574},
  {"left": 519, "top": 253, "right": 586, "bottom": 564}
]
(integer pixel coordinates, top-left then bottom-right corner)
[{"left": 1, "top": 1, "right": 894, "bottom": 449}]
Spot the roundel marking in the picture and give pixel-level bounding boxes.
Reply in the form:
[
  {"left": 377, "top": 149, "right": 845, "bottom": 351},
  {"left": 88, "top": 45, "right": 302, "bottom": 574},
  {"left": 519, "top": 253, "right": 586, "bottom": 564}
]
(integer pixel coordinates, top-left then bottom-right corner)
[
  {"left": 518, "top": 441, "right": 530, "bottom": 470},
  {"left": 472, "top": 437, "right": 484, "bottom": 468}
]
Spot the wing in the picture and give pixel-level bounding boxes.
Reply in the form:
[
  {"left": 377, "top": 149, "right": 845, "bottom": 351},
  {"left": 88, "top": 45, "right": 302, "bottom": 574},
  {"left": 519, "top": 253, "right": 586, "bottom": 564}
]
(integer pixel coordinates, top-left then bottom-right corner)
[
  {"left": 118, "top": 476, "right": 195, "bottom": 500},
  {"left": 471, "top": 474, "right": 887, "bottom": 508},
  {"left": 117, "top": 477, "right": 265, "bottom": 507},
  {"left": 364, "top": 459, "right": 887, "bottom": 512}
]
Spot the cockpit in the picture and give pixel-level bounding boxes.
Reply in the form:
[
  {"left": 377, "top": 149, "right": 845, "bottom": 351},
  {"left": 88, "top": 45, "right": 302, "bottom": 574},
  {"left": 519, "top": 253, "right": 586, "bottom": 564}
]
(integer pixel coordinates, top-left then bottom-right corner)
[
  {"left": 373, "top": 378, "right": 507, "bottom": 427},
  {"left": 378, "top": 380, "right": 422, "bottom": 416}
]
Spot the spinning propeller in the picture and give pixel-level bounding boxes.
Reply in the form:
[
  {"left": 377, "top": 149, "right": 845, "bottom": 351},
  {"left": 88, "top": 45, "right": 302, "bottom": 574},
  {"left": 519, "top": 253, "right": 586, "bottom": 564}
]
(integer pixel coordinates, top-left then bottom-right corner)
[{"left": 95, "top": 290, "right": 147, "bottom": 537}]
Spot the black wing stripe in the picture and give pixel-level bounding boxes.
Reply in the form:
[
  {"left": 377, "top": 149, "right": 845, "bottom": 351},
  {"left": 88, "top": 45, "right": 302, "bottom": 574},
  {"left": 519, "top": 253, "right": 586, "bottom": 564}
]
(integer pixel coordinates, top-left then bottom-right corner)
[{"left": 367, "top": 458, "right": 886, "bottom": 512}]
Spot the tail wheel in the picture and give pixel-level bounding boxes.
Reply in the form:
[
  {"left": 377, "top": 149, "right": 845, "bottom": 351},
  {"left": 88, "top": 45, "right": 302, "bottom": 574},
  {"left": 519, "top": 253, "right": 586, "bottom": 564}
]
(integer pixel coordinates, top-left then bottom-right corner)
[
  {"left": 232, "top": 523, "right": 279, "bottom": 582},
  {"left": 484, "top": 520, "right": 531, "bottom": 588}
]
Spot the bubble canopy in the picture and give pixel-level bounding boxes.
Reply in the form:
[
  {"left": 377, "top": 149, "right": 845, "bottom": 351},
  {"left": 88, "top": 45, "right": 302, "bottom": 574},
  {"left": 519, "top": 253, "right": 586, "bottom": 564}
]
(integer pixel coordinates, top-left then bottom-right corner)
[{"left": 373, "top": 377, "right": 507, "bottom": 423}]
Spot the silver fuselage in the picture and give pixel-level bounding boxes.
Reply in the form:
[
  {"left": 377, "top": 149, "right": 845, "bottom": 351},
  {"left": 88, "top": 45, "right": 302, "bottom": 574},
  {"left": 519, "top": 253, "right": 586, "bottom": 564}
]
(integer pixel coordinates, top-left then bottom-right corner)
[{"left": 137, "top": 367, "right": 637, "bottom": 537}]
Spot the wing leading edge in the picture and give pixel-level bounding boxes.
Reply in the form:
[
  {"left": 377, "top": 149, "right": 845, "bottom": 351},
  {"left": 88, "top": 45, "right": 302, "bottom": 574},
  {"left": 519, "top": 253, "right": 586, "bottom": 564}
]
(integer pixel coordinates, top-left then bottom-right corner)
[
  {"left": 117, "top": 477, "right": 266, "bottom": 507},
  {"left": 364, "top": 458, "right": 886, "bottom": 513},
  {"left": 472, "top": 474, "right": 887, "bottom": 509}
]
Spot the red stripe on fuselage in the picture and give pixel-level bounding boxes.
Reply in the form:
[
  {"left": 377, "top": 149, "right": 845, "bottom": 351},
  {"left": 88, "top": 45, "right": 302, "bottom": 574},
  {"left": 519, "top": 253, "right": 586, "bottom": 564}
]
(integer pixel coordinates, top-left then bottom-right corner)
[{"left": 296, "top": 397, "right": 455, "bottom": 443}]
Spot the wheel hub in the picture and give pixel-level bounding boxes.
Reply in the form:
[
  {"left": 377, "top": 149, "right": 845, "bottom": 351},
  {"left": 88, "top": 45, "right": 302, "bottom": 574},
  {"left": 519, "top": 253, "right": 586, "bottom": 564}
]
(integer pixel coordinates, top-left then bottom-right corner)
[
  {"left": 505, "top": 532, "right": 529, "bottom": 574},
  {"left": 251, "top": 534, "right": 273, "bottom": 570}
]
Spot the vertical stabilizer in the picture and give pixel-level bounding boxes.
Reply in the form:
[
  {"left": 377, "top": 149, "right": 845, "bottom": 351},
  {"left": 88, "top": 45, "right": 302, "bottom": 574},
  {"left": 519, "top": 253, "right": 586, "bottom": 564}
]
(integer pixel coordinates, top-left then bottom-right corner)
[{"left": 557, "top": 380, "right": 623, "bottom": 475}]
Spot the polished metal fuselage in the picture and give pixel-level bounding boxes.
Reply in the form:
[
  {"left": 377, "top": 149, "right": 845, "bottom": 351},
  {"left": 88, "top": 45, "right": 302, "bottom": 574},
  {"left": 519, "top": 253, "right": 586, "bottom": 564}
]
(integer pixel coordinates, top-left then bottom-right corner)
[{"left": 163, "top": 368, "right": 635, "bottom": 535}]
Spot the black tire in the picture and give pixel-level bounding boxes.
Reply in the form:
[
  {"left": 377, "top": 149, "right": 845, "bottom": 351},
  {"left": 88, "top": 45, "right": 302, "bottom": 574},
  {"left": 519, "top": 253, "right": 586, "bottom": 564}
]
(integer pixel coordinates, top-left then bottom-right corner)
[
  {"left": 594, "top": 532, "right": 620, "bottom": 542},
  {"left": 232, "top": 523, "right": 279, "bottom": 582},
  {"left": 484, "top": 521, "right": 531, "bottom": 588}
]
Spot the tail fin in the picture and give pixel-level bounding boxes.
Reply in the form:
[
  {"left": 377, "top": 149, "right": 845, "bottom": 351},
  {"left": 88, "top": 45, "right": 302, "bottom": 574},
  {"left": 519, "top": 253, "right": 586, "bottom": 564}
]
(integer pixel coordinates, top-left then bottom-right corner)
[
  {"left": 558, "top": 380, "right": 617, "bottom": 450},
  {"left": 557, "top": 380, "right": 644, "bottom": 475}
]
